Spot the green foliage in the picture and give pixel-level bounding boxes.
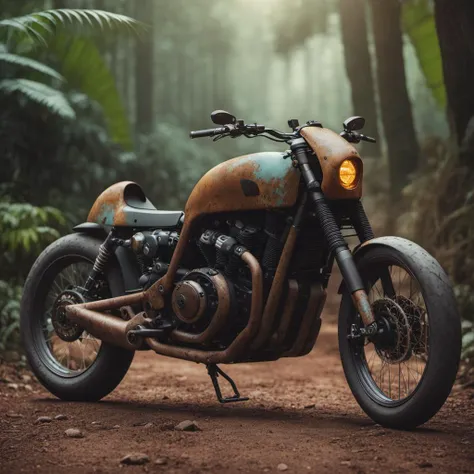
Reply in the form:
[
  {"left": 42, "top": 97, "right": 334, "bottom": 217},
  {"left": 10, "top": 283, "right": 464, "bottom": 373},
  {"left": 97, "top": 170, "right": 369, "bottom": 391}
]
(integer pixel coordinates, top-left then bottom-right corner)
[
  {"left": 49, "top": 34, "right": 131, "bottom": 148},
  {"left": 0, "top": 200, "right": 65, "bottom": 261},
  {"left": 0, "top": 280, "right": 22, "bottom": 352},
  {"left": 402, "top": 0, "right": 447, "bottom": 108},
  {"left": 0, "top": 199, "right": 65, "bottom": 351},
  {"left": 0, "top": 7, "right": 139, "bottom": 148},
  {"left": 0, "top": 8, "right": 141, "bottom": 46},
  {"left": 0, "top": 78, "right": 75, "bottom": 118},
  {"left": 0, "top": 51, "right": 64, "bottom": 81}
]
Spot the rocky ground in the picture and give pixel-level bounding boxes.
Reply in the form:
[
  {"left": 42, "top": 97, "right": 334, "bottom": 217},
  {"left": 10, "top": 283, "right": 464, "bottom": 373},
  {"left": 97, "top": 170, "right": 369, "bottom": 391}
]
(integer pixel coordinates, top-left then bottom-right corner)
[{"left": 0, "top": 320, "right": 473, "bottom": 474}]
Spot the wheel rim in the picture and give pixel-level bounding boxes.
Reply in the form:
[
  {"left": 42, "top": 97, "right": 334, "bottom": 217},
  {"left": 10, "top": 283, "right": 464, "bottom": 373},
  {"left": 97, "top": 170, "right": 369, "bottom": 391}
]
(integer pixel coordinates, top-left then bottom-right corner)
[
  {"left": 350, "top": 262, "right": 430, "bottom": 406},
  {"left": 35, "top": 258, "right": 103, "bottom": 377}
]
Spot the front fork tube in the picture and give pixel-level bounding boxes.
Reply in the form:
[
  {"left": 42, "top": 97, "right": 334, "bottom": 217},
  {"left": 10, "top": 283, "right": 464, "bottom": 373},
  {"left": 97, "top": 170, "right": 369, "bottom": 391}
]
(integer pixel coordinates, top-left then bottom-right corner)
[
  {"left": 291, "top": 139, "right": 377, "bottom": 333},
  {"left": 312, "top": 190, "right": 376, "bottom": 331}
]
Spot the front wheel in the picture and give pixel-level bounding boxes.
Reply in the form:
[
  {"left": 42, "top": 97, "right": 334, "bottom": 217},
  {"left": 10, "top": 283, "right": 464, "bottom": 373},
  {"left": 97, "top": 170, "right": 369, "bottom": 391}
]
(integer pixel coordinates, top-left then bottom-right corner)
[
  {"left": 20, "top": 233, "right": 134, "bottom": 401},
  {"left": 338, "top": 240, "right": 461, "bottom": 429}
]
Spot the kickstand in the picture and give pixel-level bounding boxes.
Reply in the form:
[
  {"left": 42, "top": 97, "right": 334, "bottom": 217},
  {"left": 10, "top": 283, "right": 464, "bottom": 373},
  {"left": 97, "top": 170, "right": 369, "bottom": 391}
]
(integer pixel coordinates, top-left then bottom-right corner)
[{"left": 206, "top": 364, "right": 249, "bottom": 404}]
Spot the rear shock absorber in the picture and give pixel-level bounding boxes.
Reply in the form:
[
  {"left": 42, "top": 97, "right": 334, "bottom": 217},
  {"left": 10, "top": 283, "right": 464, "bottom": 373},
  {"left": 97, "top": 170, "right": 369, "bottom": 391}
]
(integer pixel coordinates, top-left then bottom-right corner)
[{"left": 84, "top": 230, "right": 117, "bottom": 293}]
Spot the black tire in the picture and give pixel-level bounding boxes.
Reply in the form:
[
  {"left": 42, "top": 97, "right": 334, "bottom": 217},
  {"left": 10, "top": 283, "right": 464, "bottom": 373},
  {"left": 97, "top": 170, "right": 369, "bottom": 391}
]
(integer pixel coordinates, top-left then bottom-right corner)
[
  {"left": 338, "top": 243, "right": 461, "bottom": 429},
  {"left": 20, "top": 233, "right": 134, "bottom": 401}
]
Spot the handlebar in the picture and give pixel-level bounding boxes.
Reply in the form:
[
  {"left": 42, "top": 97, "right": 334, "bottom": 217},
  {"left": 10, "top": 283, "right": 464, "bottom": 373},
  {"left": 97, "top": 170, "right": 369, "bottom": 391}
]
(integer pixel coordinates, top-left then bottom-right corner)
[
  {"left": 191, "top": 120, "right": 376, "bottom": 145},
  {"left": 190, "top": 123, "right": 294, "bottom": 142},
  {"left": 190, "top": 127, "right": 228, "bottom": 139}
]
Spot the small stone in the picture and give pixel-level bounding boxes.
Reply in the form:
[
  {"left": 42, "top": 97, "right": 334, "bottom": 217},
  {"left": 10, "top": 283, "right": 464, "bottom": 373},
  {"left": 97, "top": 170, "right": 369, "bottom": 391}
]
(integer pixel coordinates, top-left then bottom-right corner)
[
  {"left": 21, "top": 374, "right": 32, "bottom": 382},
  {"left": 418, "top": 462, "right": 433, "bottom": 469},
  {"left": 24, "top": 384, "right": 33, "bottom": 391},
  {"left": 175, "top": 420, "right": 201, "bottom": 432},
  {"left": 113, "top": 425, "right": 120, "bottom": 429},
  {"left": 154, "top": 458, "right": 167, "bottom": 465},
  {"left": 7, "top": 383, "right": 19, "bottom": 390},
  {"left": 143, "top": 423, "right": 153, "bottom": 428},
  {"left": 176, "top": 376, "right": 187, "bottom": 381},
  {"left": 304, "top": 404, "right": 315, "bottom": 409},
  {"left": 91, "top": 421, "right": 101, "bottom": 425},
  {"left": 65, "top": 428, "right": 84, "bottom": 438},
  {"left": 340, "top": 461, "right": 352, "bottom": 467},
  {"left": 277, "top": 463, "right": 288, "bottom": 471},
  {"left": 36, "top": 416, "right": 53, "bottom": 424},
  {"left": 120, "top": 453, "right": 149, "bottom": 465},
  {"left": 55, "top": 414, "right": 68, "bottom": 421},
  {"left": 6, "top": 412, "right": 23, "bottom": 419}
]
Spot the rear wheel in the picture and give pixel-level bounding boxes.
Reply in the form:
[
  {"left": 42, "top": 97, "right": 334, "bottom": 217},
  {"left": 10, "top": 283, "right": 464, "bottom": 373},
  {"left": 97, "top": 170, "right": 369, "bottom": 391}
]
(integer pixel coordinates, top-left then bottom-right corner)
[
  {"left": 21, "top": 233, "right": 134, "bottom": 401},
  {"left": 338, "top": 243, "right": 461, "bottom": 429}
]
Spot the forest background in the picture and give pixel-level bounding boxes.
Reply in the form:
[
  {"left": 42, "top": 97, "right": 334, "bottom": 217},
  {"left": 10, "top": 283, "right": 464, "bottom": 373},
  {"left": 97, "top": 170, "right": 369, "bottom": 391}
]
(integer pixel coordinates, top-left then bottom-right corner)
[{"left": 1, "top": 0, "right": 473, "bottom": 381}]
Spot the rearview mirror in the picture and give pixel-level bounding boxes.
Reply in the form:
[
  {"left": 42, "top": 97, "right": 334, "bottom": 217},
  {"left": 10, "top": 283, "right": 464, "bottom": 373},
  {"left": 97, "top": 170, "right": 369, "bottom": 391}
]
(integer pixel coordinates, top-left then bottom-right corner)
[
  {"left": 343, "top": 116, "right": 365, "bottom": 132},
  {"left": 211, "top": 110, "right": 236, "bottom": 126}
]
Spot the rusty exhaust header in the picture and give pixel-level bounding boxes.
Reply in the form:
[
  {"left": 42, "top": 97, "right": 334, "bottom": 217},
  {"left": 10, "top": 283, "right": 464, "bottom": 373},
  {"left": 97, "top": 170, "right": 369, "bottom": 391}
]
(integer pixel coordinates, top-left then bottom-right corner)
[{"left": 146, "top": 250, "right": 263, "bottom": 364}]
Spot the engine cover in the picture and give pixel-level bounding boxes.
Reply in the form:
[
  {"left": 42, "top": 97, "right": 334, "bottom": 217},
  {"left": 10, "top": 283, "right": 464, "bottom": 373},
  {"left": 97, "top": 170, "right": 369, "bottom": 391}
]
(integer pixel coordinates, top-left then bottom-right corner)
[
  {"left": 172, "top": 280, "right": 207, "bottom": 324},
  {"left": 171, "top": 268, "right": 232, "bottom": 337}
]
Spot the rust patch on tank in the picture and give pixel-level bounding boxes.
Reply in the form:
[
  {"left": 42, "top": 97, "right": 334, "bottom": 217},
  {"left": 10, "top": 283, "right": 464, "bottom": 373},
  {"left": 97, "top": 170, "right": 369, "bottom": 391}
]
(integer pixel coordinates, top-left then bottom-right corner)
[{"left": 300, "top": 127, "right": 363, "bottom": 199}]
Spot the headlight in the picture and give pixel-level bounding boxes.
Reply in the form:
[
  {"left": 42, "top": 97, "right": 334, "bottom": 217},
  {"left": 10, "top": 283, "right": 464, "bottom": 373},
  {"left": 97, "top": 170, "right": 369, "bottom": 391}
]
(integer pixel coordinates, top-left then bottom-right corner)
[{"left": 339, "top": 159, "right": 359, "bottom": 190}]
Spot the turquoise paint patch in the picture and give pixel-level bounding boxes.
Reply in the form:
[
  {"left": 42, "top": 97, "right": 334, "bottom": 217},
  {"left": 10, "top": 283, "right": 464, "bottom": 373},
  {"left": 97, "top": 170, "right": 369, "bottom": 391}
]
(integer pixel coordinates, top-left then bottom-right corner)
[
  {"left": 252, "top": 153, "right": 290, "bottom": 182},
  {"left": 228, "top": 152, "right": 292, "bottom": 206},
  {"left": 96, "top": 203, "right": 115, "bottom": 225}
]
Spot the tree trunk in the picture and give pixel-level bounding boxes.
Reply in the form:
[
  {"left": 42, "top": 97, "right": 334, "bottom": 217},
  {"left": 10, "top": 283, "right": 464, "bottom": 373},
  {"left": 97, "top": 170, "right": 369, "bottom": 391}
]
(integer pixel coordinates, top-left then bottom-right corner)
[
  {"left": 134, "top": 0, "right": 154, "bottom": 134},
  {"left": 370, "top": 0, "right": 419, "bottom": 198},
  {"left": 434, "top": 0, "right": 474, "bottom": 165},
  {"left": 339, "top": 0, "right": 380, "bottom": 155}
]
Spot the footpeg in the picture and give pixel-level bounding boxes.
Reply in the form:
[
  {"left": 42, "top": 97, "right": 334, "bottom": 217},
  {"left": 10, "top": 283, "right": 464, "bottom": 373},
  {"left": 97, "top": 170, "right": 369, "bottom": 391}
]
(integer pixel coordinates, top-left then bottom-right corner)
[
  {"left": 206, "top": 364, "right": 249, "bottom": 404},
  {"left": 127, "top": 321, "right": 173, "bottom": 339}
]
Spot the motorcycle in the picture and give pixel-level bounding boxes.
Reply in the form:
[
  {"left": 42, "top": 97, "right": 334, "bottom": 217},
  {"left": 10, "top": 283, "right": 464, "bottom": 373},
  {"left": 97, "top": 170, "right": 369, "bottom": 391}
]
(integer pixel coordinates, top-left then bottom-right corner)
[{"left": 20, "top": 111, "right": 461, "bottom": 429}]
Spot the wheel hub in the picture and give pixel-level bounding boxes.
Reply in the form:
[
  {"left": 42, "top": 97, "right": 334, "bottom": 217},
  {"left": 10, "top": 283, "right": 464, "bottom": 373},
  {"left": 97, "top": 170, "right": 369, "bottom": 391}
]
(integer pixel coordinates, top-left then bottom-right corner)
[
  {"left": 372, "top": 298, "right": 412, "bottom": 363},
  {"left": 52, "top": 290, "right": 85, "bottom": 342}
]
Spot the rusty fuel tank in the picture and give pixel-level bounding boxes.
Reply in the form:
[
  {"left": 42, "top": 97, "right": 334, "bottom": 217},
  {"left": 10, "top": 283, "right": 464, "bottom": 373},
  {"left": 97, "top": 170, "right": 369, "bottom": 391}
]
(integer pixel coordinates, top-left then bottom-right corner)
[{"left": 184, "top": 152, "right": 300, "bottom": 220}]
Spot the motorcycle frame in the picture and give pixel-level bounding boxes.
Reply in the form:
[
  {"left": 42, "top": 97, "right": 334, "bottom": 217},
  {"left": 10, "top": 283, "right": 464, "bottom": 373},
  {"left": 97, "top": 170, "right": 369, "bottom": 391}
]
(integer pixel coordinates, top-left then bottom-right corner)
[{"left": 66, "top": 127, "right": 378, "bottom": 364}]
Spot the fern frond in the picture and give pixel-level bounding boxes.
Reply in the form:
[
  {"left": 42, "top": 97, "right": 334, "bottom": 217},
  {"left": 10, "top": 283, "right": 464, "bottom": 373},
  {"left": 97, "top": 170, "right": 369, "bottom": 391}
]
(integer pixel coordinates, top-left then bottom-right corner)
[
  {"left": 0, "top": 9, "right": 143, "bottom": 45},
  {"left": 0, "top": 52, "right": 64, "bottom": 81},
  {"left": 0, "top": 78, "right": 75, "bottom": 119}
]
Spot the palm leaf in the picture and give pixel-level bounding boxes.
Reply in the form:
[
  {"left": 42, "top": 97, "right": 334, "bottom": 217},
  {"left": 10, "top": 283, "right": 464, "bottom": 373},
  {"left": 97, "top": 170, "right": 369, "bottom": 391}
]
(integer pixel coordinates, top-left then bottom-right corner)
[
  {"left": 0, "top": 9, "right": 142, "bottom": 45},
  {"left": 48, "top": 34, "right": 131, "bottom": 149},
  {"left": 0, "top": 78, "right": 75, "bottom": 119},
  {"left": 0, "top": 52, "right": 64, "bottom": 81},
  {"left": 402, "top": 0, "right": 447, "bottom": 108}
]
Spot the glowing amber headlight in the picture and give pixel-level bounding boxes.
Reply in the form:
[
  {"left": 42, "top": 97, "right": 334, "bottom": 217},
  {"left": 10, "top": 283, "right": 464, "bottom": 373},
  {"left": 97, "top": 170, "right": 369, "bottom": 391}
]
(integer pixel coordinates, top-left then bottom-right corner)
[{"left": 339, "top": 159, "right": 359, "bottom": 190}]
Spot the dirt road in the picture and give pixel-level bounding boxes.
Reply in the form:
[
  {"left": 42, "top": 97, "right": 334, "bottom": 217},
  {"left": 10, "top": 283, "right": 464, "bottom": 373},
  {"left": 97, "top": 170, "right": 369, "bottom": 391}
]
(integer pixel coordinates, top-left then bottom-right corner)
[{"left": 0, "top": 321, "right": 473, "bottom": 474}]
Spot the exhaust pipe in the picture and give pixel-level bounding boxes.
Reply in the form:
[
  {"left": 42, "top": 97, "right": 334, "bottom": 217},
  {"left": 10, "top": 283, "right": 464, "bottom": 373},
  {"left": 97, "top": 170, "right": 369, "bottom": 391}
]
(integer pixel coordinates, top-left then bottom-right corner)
[{"left": 65, "top": 293, "right": 145, "bottom": 350}]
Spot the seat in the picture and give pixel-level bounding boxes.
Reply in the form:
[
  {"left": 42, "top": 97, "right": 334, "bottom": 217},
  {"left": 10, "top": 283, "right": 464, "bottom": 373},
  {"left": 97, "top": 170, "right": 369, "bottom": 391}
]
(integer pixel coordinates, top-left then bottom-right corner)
[{"left": 123, "top": 184, "right": 183, "bottom": 228}]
